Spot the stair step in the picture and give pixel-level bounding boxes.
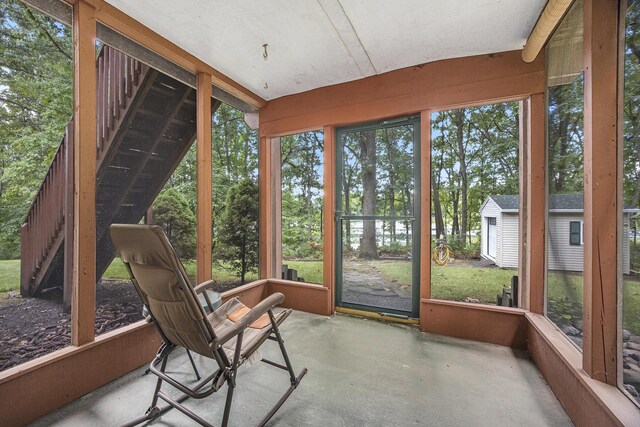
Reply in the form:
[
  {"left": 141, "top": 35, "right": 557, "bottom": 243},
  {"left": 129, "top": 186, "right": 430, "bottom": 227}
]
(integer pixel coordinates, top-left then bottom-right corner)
[
  {"left": 171, "top": 117, "right": 196, "bottom": 128},
  {"left": 24, "top": 58, "right": 211, "bottom": 297},
  {"left": 150, "top": 83, "right": 179, "bottom": 97},
  {"left": 136, "top": 108, "right": 164, "bottom": 120},
  {"left": 124, "top": 129, "right": 152, "bottom": 142}
]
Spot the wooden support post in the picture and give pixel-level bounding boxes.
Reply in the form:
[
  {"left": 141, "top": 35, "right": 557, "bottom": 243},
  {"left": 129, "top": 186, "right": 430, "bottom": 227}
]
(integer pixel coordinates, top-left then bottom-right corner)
[
  {"left": 196, "top": 73, "right": 213, "bottom": 284},
  {"left": 71, "top": 0, "right": 97, "bottom": 346},
  {"left": 583, "top": 0, "right": 620, "bottom": 385},
  {"left": 518, "top": 100, "right": 528, "bottom": 309},
  {"left": 259, "top": 136, "right": 276, "bottom": 278},
  {"left": 259, "top": 136, "right": 269, "bottom": 278},
  {"left": 420, "top": 111, "right": 431, "bottom": 303},
  {"left": 526, "top": 94, "right": 545, "bottom": 314},
  {"left": 323, "top": 126, "right": 336, "bottom": 314},
  {"left": 63, "top": 121, "right": 74, "bottom": 313},
  {"left": 144, "top": 207, "right": 154, "bottom": 225},
  {"left": 616, "top": 0, "right": 627, "bottom": 389},
  {"left": 272, "top": 137, "right": 282, "bottom": 280}
]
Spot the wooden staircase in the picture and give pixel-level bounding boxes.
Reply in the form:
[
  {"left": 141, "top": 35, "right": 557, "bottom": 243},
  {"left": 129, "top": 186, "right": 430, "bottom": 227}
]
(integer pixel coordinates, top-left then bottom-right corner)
[{"left": 20, "top": 46, "right": 221, "bottom": 298}]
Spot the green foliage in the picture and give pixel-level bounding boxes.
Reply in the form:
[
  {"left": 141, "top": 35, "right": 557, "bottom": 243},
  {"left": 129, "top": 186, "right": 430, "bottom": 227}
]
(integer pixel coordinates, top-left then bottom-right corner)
[
  {"left": 158, "top": 103, "right": 260, "bottom": 284},
  {"left": 152, "top": 189, "right": 196, "bottom": 259},
  {"left": 547, "top": 77, "right": 584, "bottom": 194},
  {"left": 210, "top": 103, "right": 259, "bottom": 243},
  {"left": 434, "top": 234, "right": 480, "bottom": 260},
  {"left": 0, "top": 1, "right": 73, "bottom": 258},
  {"left": 379, "top": 241, "right": 410, "bottom": 257},
  {"left": 623, "top": 2, "right": 640, "bottom": 211},
  {"left": 103, "top": 258, "right": 258, "bottom": 285},
  {"left": 218, "top": 178, "right": 259, "bottom": 284},
  {"left": 281, "top": 131, "right": 324, "bottom": 260},
  {"left": 431, "top": 102, "right": 520, "bottom": 246},
  {"left": 341, "top": 126, "right": 414, "bottom": 218}
]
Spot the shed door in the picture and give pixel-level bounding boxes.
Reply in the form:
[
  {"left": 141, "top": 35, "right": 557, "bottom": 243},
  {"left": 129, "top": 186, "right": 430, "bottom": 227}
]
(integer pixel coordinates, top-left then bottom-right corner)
[{"left": 487, "top": 217, "right": 497, "bottom": 259}]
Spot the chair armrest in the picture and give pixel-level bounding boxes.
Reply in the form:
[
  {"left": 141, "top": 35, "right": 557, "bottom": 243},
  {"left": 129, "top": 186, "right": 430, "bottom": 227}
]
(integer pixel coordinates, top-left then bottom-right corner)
[
  {"left": 193, "top": 279, "right": 217, "bottom": 294},
  {"left": 214, "top": 293, "right": 285, "bottom": 347},
  {"left": 194, "top": 280, "right": 220, "bottom": 312}
]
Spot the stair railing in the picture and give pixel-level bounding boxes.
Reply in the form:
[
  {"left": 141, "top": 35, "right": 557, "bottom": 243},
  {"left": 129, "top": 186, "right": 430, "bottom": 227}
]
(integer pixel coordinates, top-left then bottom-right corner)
[{"left": 20, "top": 45, "right": 144, "bottom": 295}]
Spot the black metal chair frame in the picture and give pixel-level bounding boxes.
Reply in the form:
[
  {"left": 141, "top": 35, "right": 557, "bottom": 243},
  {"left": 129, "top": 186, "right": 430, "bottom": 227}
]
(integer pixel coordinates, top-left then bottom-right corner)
[{"left": 112, "top": 225, "right": 307, "bottom": 427}]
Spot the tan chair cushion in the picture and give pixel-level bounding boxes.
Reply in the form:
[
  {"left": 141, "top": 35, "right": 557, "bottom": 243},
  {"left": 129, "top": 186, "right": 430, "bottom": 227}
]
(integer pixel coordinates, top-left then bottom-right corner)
[{"left": 227, "top": 306, "right": 271, "bottom": 329}]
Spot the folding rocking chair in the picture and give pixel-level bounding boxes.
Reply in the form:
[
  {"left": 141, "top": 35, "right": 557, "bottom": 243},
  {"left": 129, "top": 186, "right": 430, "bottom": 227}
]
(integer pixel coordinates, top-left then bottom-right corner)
[{"left": 109, "top": 224, "right": 307, "bottom": 427}]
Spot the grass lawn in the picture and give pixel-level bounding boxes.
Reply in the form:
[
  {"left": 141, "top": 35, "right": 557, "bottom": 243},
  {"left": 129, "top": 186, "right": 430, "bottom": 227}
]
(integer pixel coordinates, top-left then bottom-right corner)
[
  {"left": 0, "top": 258, "right": 259, "bottom": 292},
  {"left": 1, "top": 257, "right": 638, "bottom": 334},
  {"left": 0, "top": 259, "right": 20, "bottom": 293},
  {"left": 430, "top": 265, "right": 512, "bottom": 303},
  {"left": 373, "top": 261, "right": 640, "bottom": 335},
  {"left": 103, "top": 258, "right": 259, "bottom": 284},
  {"left": 282, "top": 260, "right": 324, "bottom": 285}
]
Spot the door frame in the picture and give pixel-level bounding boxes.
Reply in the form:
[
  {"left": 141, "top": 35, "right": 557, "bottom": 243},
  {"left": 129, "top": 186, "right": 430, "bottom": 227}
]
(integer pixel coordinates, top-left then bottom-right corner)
[
  {"left": 334, "top": 116, "right": 421, "bottom": 318},
  {"left": 487, "top": 217, "right": 497, "bottom": 260}
]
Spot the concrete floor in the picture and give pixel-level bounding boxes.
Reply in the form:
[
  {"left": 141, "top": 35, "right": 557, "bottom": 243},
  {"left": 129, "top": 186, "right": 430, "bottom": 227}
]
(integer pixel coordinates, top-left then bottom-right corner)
[{"left": 32, "top": 312, "right": 573, "bottom": 427}]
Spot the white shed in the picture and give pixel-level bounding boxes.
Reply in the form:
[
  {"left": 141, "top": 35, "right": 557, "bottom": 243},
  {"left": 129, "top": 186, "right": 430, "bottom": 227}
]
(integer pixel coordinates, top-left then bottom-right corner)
[{"left": 479, "top": 194, "right": 639, "bottom": 274}]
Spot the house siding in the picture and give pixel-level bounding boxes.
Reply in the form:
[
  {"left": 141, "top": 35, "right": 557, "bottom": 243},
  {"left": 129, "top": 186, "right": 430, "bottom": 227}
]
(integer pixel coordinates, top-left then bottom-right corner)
[
  {"left": 479, "top": 197, "right": 634, "bottom": 274},
  {"left": 547, "top": 214, "right": 632, "bottom": 274},
  {"left": 547, "top": 213, "right": 584, "bottom": 272},
  {"left": 624, "top": 217, "right": 631, "bottom": 274},
  {"left": 500, "top": 213, "right": 519, "bottom": 268}
]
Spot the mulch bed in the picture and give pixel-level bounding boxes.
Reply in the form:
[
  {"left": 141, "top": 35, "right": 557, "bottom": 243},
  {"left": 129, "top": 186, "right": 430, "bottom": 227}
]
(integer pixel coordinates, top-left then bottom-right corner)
[{"left": 0, "top": 278, "right": 238, "bottom": 372}]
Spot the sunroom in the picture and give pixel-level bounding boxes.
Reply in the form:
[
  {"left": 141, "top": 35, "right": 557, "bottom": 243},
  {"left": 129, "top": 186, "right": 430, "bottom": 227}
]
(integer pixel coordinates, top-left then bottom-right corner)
[{"left": 1, "top": 0, "right": 640, "bottom": 426}]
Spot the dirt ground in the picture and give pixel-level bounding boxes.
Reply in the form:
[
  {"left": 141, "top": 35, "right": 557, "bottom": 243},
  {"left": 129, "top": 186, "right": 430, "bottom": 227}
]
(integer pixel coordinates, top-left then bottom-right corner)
[{"left": 0, "top": 278, "right": 238, "bottom": 372}]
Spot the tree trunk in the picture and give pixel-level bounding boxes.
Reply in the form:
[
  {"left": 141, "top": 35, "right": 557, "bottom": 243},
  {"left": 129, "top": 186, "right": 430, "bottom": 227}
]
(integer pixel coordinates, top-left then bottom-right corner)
[
  {"left": 389, "top": 190, "right": 396, "bottom": 241},
  {"left": 241, "top": 236, "right": 246, "bottom": 285},
  {"left": 344, "top": 171, "right": 352, "bottom": 246},
  {"left": 432, "top": 151, "right": 446, "bottom": 238},
  {"left": 630, "top": 116, "right": 640, "bottom": 208},
  {"left": 451, "top": 189, "right": 460, "bottom": 238},
  {"left": 360, "top": 130, "right": 378, "bottom": 258},
  {"left": 386, "top": 129, "right": 397, "bottom": 241},
  {"left": 454, "top": 110, "right": 468, "bottom": 246}
]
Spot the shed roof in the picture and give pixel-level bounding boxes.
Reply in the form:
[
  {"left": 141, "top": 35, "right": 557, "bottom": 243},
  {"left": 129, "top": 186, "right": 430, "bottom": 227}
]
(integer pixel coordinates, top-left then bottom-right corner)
[{"left": 484, "top": 194, "right": 639, "bottom": 213}]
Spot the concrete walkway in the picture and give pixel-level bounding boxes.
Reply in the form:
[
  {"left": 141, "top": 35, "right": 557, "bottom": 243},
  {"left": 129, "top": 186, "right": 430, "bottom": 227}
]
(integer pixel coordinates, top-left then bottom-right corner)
[
  {"left": 342, "top": 259, "right": 413, "bottom": 311},
  {"left": 32, "top": 312, "right": 572, "bottom": 427}
]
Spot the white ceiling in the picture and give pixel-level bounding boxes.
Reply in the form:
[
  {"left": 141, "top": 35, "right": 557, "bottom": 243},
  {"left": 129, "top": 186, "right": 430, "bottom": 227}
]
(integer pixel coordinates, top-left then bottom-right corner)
[{"left": 106, "top": 0, "right": 546, "bottom": 101}]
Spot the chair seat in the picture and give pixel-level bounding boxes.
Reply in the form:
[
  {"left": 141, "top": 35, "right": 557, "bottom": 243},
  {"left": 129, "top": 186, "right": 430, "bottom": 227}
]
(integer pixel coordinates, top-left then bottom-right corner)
[{"left": 207, "top": 297, "right": 291, "bottom": 364}]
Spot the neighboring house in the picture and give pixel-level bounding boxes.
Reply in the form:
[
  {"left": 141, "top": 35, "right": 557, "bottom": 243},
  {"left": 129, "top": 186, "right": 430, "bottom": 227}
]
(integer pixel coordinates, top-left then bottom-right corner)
[{"left": 479, "top": 194, "right": 639, "bottom": 274}]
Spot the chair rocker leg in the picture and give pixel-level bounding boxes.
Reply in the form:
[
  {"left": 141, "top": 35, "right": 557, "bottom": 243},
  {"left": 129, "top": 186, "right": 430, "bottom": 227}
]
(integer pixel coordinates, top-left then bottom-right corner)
[
  {"left": 256, "top": 310, "right": 308, "bottom": 427},
  {"left": 125, "top": 311, "right": 307, "bottom": 427},
  {"left": 186, "top": 349, "right": 202, "bottom": 380},
  {"left": 123, "top": 345, "right": 221, "bottom": 427},
  {"left": 221, "top": 330, "right": 243, "bottom": 427}
]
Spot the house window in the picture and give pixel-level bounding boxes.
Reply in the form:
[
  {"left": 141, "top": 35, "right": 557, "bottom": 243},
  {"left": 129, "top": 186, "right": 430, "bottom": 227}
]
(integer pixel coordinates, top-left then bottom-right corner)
[
  {"left": 488, "top": 217, "right": 496, "bottom": 226},
  {"left": 569, "top": 221, "right": 583, "bottom": 246}
]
